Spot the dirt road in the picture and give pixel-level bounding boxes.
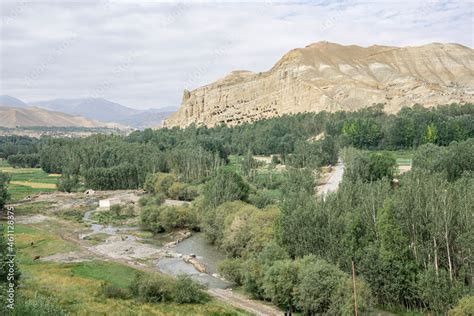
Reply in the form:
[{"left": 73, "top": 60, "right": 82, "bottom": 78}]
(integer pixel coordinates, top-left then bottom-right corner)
[
  {"left": 319, "top": 160, "right": 344, "bottom": 197},
  {"left": 208, "top": 288, "right": 282, "bottom": 316}
]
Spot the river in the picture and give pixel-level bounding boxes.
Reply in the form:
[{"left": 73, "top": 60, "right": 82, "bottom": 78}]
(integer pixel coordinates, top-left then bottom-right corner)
[
  {"left": 157, "top": 233, "right": 231, "bottom": 289},
  {"left": 81, "top": 207, "right": 231, "bottom": 289}
]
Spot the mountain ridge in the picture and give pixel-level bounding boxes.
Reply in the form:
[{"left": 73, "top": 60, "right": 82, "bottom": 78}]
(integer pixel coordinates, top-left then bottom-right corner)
[
  {"left": 1, "top": 96, "right": 176, "bottom": 129},
  {"left": 163, "top": 41, "right": 474, "bottom": 127},
  {"left": 0, "top": 106, "right": 124, "bottom": 129}
]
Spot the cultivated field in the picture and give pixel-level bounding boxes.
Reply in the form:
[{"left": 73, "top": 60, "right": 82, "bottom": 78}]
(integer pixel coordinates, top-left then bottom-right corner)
[{"left": 0, "top": 159, "right": 60, "bottom": 200}]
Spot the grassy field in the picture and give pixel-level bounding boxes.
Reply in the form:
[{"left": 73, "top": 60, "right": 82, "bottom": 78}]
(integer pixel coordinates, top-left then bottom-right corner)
[
  {"left": 9, "top": 221, "right": 249, "bottom": 315},
  {"left": 0, "top": 159, "right": 60, "bottom": 201}
]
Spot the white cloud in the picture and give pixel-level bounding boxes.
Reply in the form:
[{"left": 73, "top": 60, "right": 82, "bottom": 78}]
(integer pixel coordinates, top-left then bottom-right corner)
[{"left": 0, "top": 0, "right": 472, "bottom": 109}]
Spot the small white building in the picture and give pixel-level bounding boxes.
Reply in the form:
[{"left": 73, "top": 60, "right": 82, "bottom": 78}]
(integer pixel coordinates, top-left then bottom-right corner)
[{"left": 99, "top": 198, "right": 120, "bottom": 209}]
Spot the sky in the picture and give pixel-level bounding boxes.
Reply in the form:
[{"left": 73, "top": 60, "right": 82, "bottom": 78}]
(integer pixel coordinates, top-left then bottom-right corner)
[{"left": 0, "top": 0, "right": 472, "bottom": 110}]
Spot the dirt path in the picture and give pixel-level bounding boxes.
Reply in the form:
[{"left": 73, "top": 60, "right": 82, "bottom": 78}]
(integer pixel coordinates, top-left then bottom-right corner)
[
  {"left": 318, "top": 160, "right": 344, "bottom": 197},
  {"left": 208, "top": 288, "right": 282, "bottom": 316}
]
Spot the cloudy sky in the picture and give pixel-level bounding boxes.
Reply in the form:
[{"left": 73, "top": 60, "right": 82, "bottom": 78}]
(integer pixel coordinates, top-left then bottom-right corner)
[{"left": 0, "top": 0, "right": 472, "bottom": 110}]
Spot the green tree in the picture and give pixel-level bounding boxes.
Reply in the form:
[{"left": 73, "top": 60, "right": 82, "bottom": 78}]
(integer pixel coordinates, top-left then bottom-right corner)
[
  {"left": 449, "top": 296, "right": 474, "bottom": 316},
  {"left": 296, "top": 257, "right": 345, "bottom": 314},
  {"left": 0, "top": 172, "right": 10, "bottom": 210},
  {"left": 262, "top": 259, "right": 299, "bottom": 311},
  {"left": 423, "top": 123, "right": 438, "bottom": 144},
  {"left": 203, "top": 169, "right": 249, "bottom": 208}
]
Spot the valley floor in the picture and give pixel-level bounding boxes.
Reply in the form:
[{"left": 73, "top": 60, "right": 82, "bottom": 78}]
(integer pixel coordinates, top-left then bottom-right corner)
[{"left": 6, "top": 191, "right": 282, "bottom": 315}]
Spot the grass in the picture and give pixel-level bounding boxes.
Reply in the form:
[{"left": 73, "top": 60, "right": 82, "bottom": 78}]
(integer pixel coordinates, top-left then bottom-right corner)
[
  {"left": 0, "top": 159, "right": 60, "bottom": 201},
  {"left": 222, "top": 154, "right": 241, "bottom": 173},
  {"left": 13, "top": 201, "right": 55, "bottom": 215},
  {"left": 70, "top": 260, "right": 138, "bottom": 288},
  {"left": 371, "top": 149, "right": 414, "bottom": 167},
  {"left": 82, "top": 232, "right": 110, "bottom": 245},
  {"left": 9, "top": 211, "right": 248, "bottom": 315},
  {"left": 19, "top": 260, "right": 248, "bottom": 316},
  {"left": 13, "top": 224, "right": 79, "bottom": 264}
]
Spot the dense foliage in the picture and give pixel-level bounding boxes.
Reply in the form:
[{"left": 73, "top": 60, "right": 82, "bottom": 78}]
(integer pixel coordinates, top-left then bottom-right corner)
[
  {"left": 0, "top": 103, "right": 471, "bottom": 191},
  {"left": 0, "top": 172, "right": 10, "bottom": 210}
]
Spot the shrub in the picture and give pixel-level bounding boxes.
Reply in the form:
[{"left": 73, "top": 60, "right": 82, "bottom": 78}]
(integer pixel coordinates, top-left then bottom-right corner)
[
  {"left": 110, "top": 204, "right": 122, "bottom": 216},
  {"left": 173, "top": 274, "right": 209, "bottom": 304},
  {"left": 248, "top": 189, "right": 279, "bottom": 209},
  {"left": 262, "top": 259, "right": 299, "bottom": 310},
  {"left": 101, "top": 282, "right": 130, "bottom": 299},
  {"left": 328, "top": 277, "right": 374, "bottom": 315},
  {"left": 59, "top": 209, "right": 83, "bottom": 222},
  {"left": 449, "top": 296, "right": 474, "bottom": 316},
  {"left": 3, "top": 294, "right": 66, "bottom": 316},
  {"left": 135, "top": 274, "right": 174, "bottom": 303},
  {"left": 144, "top": 172, "right": 176, "bottom": 194},
  {"left": 140, "top": 204, "right": 198, "bottom": 234},
  {"left": 168, "top": 182, "right": 198, "bottom": 201},
  {"left": 417, "top": 268, "right": 461, "bottom": 314},
  {"left": 296, "top": 257, "right": 346, "bottom": 314},
  {"left": 218, "top": 259, "right": 244, "bottom": 285}
]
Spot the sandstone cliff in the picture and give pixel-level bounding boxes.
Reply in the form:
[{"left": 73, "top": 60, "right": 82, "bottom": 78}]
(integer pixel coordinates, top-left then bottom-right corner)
[{"left": 163, "top": 42, "right": 474, "bottom": 127}]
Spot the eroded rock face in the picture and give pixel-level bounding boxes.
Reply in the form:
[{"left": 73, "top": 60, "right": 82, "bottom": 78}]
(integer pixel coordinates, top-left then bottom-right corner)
[{"left": 163, "top": 42, "right": 474, "bottom": 127}]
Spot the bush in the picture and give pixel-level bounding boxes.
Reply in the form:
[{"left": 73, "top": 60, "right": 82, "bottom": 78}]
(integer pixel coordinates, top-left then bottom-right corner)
[
  {"left": 173, "top": 275, "right": 209, "bottom": 304},
  {"left": 0, "top": 172, "right": 10, "bottom": 209},
  {"left": 449, "top": 295, "right": 474, "bottom": 316},
  {"left": 135, "top": 274, "right": 174, "bottom": 303},
  {"left": 128, "top": 273, "right": 208, "bottom": 305},
  {"left": 59, "top": 209, "right": 83, "bottom": 222},
  {"left": 248, "top": 189, "right": 279, "bottom": 209},
  {"left": 167, "top": 182, "right": 199, "bottom": 201},
  {"left": 328, "top": 277, "right": 374, "bottom": 315},
  {"left": 218, "top": 259, "right": 244, "bottom": 285},
  {"left": 417, "top": 268, "right": 461, "bottom": 313},
  {"left": 2, "top": 294, "right": 66, "bottom": 316},
  {"left": 296, "top": 257, "right": 346, "bottom": 314},
  {"left": 101, "top": 282, "right": 130, "bottom": 299},
  {"left": 140, "top": 204, "right": 198, "bottom": 234},
  {"left": 262, "top": 259, "right": 299, "bottom": 310},
  {"left": 144, "top": 172, "right": 176, "bottom": 194}
]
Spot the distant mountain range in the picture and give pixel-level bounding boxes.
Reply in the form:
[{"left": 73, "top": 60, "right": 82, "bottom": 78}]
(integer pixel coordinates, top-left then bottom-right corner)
[
  {"left": 0, "top": 96, "right": 176, "bottom": 129},
  {"left": 0, "top": 95, "right": 28, "bottom": 108},
  {"left": 0, "top": 106, "right": 122, "bottom": 128}
]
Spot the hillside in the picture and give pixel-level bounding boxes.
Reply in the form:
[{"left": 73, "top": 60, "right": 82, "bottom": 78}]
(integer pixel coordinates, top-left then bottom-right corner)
[
  {"left": 29, "top": 98, "right": 174, "bottom": 128},
  {"left": 0, "top": 106, "right": 122, "bottom": 128},
  {"left": 163, "top": 42, "right": 474, "bottom": 127},
  {"left": 30, "top": 98, "right": 140, "bottom": 123},
  {"left": 0, "top": 95, "right": 28, "bottom": 108}
]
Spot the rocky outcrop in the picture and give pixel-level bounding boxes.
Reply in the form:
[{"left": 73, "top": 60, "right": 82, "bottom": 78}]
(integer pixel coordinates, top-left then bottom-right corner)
[{"left": 163, "top": 42, "right": 474, "bottom": 127}]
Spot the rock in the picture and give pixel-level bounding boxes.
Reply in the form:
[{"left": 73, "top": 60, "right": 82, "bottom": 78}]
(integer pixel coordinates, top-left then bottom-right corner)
[
  {"left": 183, "top": 255, "right": 207, "bottom": 273},
  {"left": 163, "top": 42, "right": 474, "bottom": 128}
]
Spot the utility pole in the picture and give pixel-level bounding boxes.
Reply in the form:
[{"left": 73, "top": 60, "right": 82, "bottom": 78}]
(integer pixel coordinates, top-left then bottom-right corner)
[{"left": 352, "top": 258, "right": 358, "bottom": 316}]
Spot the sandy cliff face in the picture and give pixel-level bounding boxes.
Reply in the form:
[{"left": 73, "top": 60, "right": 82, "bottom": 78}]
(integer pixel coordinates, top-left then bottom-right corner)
[{"left": 163, "top": 42, "right": 474, "bottom": 127}]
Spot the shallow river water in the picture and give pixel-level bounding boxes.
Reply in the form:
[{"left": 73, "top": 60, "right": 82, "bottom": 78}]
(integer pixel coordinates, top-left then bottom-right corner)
[
  {"left": 157, "top": 233, "right": 231, "bottom": 289},
  {"left": 82, "top": 208, "right": 231, "bottom": 289}
]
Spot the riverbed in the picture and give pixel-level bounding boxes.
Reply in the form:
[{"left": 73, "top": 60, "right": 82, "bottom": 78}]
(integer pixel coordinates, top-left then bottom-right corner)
[{"left": 81, "top": 206, "right": 231, "bottom": 289}]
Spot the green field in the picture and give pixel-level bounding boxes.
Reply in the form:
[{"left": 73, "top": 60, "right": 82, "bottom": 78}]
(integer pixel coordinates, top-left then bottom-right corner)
[{"left": 0, "top": 159, "right": 60, "bottom": 201}]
